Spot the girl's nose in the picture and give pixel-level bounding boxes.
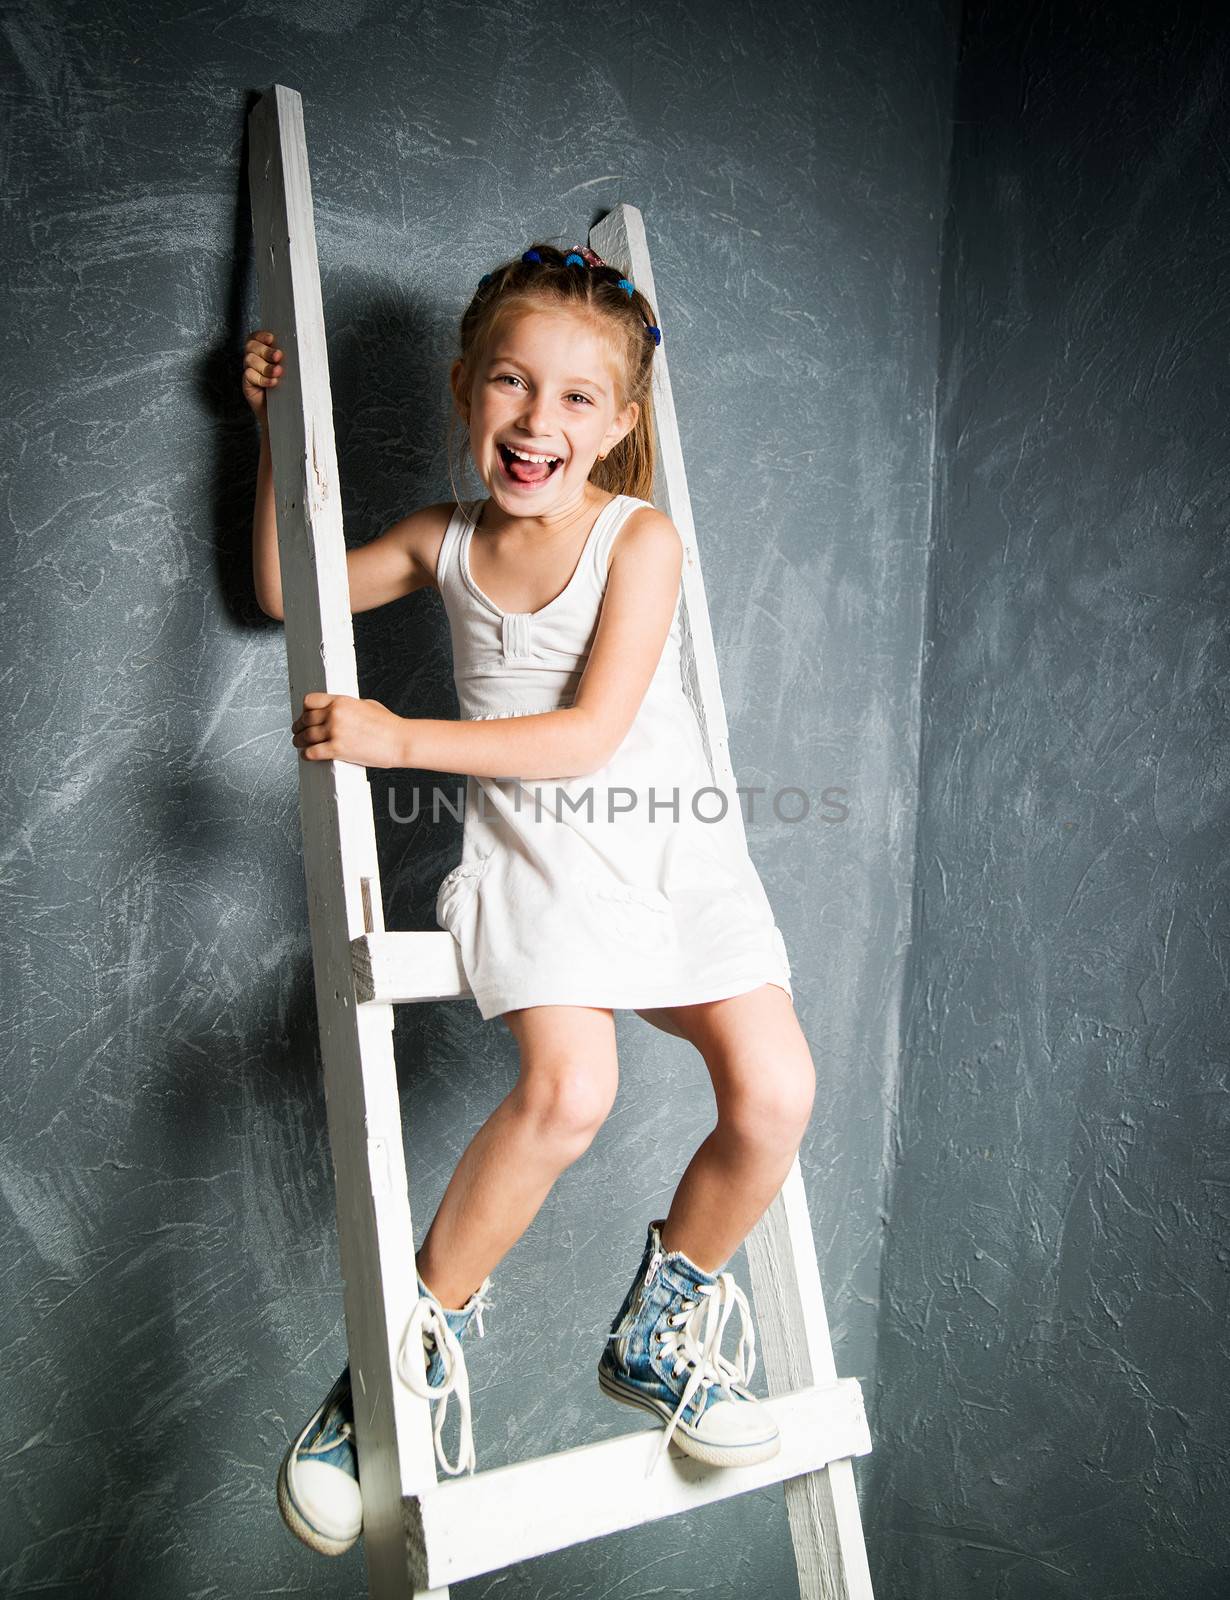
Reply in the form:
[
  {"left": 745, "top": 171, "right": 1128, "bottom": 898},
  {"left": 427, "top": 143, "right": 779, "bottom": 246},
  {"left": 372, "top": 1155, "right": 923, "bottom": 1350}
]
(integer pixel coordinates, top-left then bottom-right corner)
[{"left": 517, "top": 391, "right": 556, "bottom": 436}]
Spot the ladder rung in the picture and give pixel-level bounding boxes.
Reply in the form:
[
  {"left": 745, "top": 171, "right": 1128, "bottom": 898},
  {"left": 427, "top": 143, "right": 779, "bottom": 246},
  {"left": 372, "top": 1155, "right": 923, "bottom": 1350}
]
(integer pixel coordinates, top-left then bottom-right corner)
[
  {"left": 351, "top": 931, "right": 470, "bottom": 1005},
  {"left": 404, "top": 1378, "right": 871, "bottom": 1591}
]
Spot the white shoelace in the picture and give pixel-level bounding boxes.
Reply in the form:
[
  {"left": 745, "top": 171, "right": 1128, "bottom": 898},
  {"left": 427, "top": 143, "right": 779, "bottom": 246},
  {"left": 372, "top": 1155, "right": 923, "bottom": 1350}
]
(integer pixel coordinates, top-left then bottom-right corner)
[
  {"left": 396, "top": 1279, "right": 494, "bottom": 1477},
  {"left": 650, "top": 1271, "right": 758, "bottom": 1473}
]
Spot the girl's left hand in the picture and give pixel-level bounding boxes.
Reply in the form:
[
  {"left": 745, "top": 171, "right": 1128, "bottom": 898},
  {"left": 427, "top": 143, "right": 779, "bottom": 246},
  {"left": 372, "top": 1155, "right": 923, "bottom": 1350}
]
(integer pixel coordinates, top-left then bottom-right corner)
[{"left": 291, "top": 691, "right": 408, "bottom": 769}]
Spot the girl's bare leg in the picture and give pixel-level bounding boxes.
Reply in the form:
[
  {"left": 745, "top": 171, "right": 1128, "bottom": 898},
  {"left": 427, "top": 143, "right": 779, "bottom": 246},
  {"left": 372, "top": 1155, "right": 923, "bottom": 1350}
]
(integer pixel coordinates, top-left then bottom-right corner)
[
  {"left": 414, "top": 1005, "right": 618, "bottom": 1309},
  {"left": 655, "top": 984, "right": 816, "bottom": 1274}
]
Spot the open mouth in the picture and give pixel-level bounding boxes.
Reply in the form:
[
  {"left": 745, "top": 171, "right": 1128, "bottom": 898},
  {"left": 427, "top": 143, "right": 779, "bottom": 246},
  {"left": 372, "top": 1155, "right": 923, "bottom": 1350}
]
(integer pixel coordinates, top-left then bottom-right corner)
[{"left": 497, "top": 441, "right": 563, "bottom": 488}]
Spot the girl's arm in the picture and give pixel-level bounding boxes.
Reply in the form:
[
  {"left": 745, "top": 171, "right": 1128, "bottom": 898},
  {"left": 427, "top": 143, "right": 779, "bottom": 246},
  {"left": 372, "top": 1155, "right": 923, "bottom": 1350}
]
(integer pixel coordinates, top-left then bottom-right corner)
[
  {"left": 293, "top": 508, "right": 684, "bottom": 781},
  {"left": 245, "top": 329, "right": 440, "bottom": 619},
  {"left": 253, "top": 421, "right": 445, "bottom": 619},
  {"left": 402, "top": 507, "right": 684, "bottom": 780},
  {"left": 252, "top": 420, "right": 283, "bottom": 616}
]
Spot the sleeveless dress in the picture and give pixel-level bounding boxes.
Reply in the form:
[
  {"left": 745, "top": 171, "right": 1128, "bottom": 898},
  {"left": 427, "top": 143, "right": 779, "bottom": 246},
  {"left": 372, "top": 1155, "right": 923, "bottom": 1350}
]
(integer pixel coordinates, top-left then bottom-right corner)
[{"left": 433, "top": 492, "right": 793, "bottom": 1025}]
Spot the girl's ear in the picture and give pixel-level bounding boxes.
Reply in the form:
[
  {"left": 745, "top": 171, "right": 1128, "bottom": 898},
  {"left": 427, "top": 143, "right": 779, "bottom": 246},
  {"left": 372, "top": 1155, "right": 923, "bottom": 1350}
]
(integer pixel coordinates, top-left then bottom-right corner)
[{"left": 604, "top": 398, "right": 639, "bottom": 455}]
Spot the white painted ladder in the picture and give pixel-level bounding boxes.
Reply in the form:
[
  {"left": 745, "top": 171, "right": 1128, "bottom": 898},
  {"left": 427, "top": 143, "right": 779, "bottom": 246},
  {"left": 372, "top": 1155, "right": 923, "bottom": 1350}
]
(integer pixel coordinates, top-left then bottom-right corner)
[{"left": 247, "top": 81, "right": 875, "bottom": 1600}]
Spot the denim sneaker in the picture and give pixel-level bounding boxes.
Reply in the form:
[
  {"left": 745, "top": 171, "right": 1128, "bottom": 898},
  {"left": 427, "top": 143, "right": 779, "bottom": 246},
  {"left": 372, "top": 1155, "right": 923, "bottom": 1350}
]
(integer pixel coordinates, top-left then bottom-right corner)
[
  {"left": 597, "top": 1218, "right": 780, "bottom": 1474},
  {"left": 277, "top": 1363, "right": 362, "bottom": 1557},
  {"left": 397, "top": 1268, "right": 495, "bottom": 1476},
  {"left": 277, "top": 1269, "right": 494, "bottom": 1556}
]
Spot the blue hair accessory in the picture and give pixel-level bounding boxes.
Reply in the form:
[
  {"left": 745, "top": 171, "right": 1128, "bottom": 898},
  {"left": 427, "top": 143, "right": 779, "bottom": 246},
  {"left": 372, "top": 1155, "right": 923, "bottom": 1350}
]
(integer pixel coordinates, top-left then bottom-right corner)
[{"left": 492, "top": 244, "right": 661, "bottom": 348}]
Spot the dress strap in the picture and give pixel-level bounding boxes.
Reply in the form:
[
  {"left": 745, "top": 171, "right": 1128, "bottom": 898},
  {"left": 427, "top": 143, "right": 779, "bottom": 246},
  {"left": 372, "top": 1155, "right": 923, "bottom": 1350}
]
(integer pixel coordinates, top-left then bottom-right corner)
[
  {"left": 590, "top": 494, "right": 657, "bottom": 589},
  {"left": 434, "top": 500, "right": 471, "bottom": 598}
]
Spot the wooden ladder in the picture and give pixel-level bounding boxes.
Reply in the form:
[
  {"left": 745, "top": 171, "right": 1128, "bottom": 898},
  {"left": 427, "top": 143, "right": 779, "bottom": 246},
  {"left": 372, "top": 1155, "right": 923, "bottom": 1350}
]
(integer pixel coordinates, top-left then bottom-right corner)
[{"left": 247, "top": 81, "right": 875, "bottom": 1600}]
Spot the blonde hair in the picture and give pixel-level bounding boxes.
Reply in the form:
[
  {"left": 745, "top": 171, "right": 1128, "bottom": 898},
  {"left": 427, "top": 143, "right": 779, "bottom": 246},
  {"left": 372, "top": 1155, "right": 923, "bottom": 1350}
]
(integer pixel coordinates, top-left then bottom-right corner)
[{"left": 447, "top": 240, "right": 659, "bottom": 505}]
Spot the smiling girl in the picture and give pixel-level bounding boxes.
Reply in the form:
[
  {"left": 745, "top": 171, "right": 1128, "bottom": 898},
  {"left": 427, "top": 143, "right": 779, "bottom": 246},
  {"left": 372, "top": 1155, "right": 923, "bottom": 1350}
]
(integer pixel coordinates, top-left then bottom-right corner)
[{"left": 243, "top": 240, "right": 816, "bottom": 1558}]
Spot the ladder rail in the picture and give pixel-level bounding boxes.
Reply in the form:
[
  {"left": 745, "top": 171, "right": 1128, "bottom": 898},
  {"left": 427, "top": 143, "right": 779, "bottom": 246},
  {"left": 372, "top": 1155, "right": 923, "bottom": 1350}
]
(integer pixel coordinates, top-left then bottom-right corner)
[
  {"left": 247, "top": 85, "right": 443, "bottom": 1597},
  {"left": 589, "top": 205, "right": 876, "bottom": 1600}
]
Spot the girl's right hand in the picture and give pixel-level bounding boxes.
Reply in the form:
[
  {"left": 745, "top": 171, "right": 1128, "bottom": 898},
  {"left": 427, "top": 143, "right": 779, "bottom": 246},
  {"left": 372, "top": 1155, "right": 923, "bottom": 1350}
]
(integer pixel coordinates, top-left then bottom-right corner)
[{"left": 242, "top": 329, "right": 283, "bottom": 421}]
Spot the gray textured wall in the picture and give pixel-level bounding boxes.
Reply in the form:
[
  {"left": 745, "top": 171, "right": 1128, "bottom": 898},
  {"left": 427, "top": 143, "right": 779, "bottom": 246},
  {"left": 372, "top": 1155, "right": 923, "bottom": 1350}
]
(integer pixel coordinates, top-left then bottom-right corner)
[
  {"left": 866, "top": 5, "right": 1230, "bottom": 1597},
  {"left": 0, "top": 1, "right": 954, "bottom": 1595}
]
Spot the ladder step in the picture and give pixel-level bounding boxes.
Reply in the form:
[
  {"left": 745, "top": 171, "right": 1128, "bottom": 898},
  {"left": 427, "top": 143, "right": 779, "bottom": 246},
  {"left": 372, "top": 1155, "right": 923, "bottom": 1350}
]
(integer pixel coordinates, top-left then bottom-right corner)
[
  {"left": 404, "top": 1378, "right": 871, "bottom": 1591},
  {"left": 351, "top": 931, "right": 470, "bottom": 1005}
]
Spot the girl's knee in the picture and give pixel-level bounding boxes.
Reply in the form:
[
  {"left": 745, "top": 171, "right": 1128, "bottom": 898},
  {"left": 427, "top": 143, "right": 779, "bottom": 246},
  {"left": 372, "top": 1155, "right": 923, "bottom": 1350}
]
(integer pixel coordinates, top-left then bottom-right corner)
[
  {"left": 720, "top": 1057, "right": 815, "bottom": 1147},
  {"left": 515, "top": 1057, "right": 618, "bottom": 1150}
]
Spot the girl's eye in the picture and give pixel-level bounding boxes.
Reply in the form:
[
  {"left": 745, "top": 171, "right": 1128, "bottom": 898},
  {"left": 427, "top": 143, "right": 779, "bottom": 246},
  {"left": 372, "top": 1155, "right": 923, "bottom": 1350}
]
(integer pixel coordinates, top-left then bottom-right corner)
[{"left": 492, "top": 376, "right": 594, "bottom": 406}]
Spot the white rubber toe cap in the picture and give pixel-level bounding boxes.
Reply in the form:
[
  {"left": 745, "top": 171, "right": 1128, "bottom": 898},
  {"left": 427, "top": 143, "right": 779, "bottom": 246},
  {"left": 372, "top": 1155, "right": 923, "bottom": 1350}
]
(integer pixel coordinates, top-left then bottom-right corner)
[
  {"left": 693, "top": 1397, "right": 780, "bottom": 1448},
  {"left": 290, "top": 1460, "right": 363, "bottom": 1542}
]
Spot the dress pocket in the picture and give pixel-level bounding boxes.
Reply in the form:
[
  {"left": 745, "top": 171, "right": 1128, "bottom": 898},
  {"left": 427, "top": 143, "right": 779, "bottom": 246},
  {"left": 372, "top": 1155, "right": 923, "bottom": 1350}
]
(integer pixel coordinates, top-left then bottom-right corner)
[{"left": 435, "top": 851, "right": 493, "bottom": 938}]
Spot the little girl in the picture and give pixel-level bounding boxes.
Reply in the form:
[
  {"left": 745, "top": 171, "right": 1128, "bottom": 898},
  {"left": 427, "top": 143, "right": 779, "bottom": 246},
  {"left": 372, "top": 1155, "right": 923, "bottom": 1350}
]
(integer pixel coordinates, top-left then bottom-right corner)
[{"left": 244, "top": 240, "right": 817, "bottom": 1558}]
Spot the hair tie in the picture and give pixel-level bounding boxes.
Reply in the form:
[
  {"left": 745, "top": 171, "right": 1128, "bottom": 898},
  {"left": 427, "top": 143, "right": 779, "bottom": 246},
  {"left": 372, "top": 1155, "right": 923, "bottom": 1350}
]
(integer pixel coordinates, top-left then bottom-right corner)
[{"left": 491, "top": 245, "right": 660, "bottom": 348}]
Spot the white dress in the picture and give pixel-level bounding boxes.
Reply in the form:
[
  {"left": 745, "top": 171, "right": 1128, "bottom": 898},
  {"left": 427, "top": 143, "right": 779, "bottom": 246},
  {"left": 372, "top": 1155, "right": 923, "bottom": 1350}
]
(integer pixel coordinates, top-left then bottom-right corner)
[{"left": 433, "top": 492, "right": 793, "bottom": 1025}]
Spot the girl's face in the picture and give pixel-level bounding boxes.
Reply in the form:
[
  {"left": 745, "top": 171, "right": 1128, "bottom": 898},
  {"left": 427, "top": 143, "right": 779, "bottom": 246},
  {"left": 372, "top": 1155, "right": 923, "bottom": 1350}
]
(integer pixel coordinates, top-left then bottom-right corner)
[{"left": 453, "top": 306, "right": 639, "bottom": 515}]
